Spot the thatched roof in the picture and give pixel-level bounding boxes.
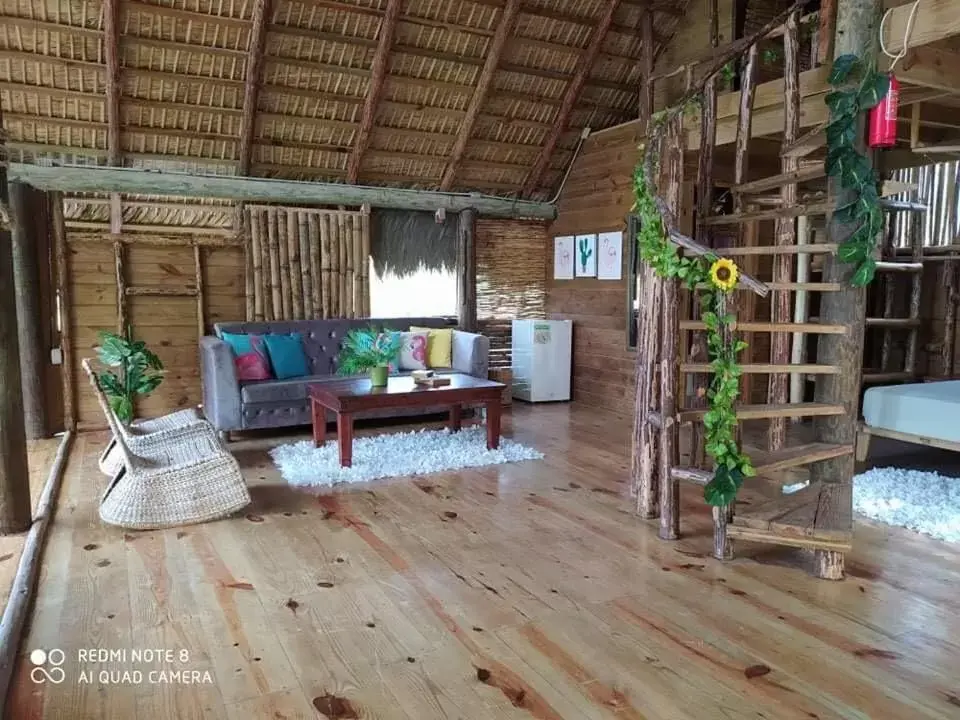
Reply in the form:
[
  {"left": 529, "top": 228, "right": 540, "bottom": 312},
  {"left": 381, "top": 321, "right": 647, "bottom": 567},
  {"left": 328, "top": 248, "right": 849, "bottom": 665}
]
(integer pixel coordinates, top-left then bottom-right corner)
[{"left": 0, "top": 0, "right": 689, "bottom": 200}]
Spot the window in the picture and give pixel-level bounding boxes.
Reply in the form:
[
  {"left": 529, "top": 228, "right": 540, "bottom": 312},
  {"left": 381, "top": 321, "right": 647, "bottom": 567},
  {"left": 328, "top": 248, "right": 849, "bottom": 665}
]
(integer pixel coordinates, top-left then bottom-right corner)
[
  {"left": 368, "top": 259, "right": 457, "bottom": 318},
  {"left": 626, "top": 214, "right": 642, "bottom": 348}
]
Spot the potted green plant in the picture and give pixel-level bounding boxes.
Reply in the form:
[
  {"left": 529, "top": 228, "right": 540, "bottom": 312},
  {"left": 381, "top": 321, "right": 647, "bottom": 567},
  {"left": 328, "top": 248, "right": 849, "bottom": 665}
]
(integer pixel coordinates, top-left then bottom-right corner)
[
  {"left": 95, "top": 328, "right": 165, "bottom": 424},
  {"left": 337, "top": 328, "right": 401, "bottom": 387}
]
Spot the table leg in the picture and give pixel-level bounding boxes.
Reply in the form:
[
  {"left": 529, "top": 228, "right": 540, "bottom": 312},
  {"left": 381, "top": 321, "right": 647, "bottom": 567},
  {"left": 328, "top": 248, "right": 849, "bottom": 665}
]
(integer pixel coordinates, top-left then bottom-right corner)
[
  {"left": 485, "top": 399, "right": 501, "bottom": 450},
  {"left": 449, "top": 404, "right": 462, "bottom": 432},
  {"left": 312, "top": 400, "right": 327, "bottom": 448},
  {"left": 337, "top": 412, "right": 354, "bottom": 467}
]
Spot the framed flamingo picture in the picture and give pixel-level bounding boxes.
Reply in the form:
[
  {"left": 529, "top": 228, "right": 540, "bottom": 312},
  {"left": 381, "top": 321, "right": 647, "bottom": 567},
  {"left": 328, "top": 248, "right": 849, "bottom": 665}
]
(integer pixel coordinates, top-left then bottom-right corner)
[
  {"left": 553, "top": 236, "right": 575, "bottom": 280},
  {"left": 597, "top": 230, "right": 623, "bottom": 280}
]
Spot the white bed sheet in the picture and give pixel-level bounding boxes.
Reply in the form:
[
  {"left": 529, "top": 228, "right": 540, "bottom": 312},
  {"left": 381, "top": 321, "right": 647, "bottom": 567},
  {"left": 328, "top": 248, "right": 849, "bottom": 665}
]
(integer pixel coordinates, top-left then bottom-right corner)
[{"left": 862, "top": 381, "right": 960, "bottom": 443}]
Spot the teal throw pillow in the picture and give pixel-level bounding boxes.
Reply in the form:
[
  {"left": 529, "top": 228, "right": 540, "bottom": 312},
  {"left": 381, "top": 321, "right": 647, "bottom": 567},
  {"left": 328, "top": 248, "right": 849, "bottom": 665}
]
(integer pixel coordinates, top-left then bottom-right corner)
[{"left": 262, "top": 333, "right": 310, "bottom": 379}]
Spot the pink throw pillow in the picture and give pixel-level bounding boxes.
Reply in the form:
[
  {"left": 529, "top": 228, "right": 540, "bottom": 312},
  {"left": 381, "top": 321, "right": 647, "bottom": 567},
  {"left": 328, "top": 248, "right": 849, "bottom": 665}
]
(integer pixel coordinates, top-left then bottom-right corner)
[{"left": 235, "top": 334, "right": 272, "bottom": 381}]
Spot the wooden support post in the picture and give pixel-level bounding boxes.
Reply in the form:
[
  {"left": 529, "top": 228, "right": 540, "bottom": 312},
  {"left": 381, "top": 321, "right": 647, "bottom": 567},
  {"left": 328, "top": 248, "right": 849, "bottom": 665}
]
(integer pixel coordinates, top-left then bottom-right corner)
[
  {"left": 241, "top": 207, "right": 255, "bottom": 321},
  {"left": 347, "top": 0, "right": 401, "bottom": 184},
  {"left": 288, "top": 209, "right": 303, "bottom": 319},
  {"left": 114, "top": 241, "right": 127, "bottom": 335},
  {"left": 267, "top": 208, "right": 281, "bottom": 320},
  {"left": 337, "top": 213, "right": 348, "bottom": 317},
  {"left": 659, "top": 116, "right": 683, "bottom": 542},
  {"left": 238, "top": 0, "right": 271, "bottom": 176},
  {"left": 0, "top": 142, "right": 31, "bottom": 534},
  {"left": 811, "top": 0, "right": 882, "bottom": 580},
  {"left": 194, "top": 244, "right": 205, "bottom": 338},
  {"left": 768, "top": 8, "right": 800, "bottom": 453},
  {"left": 904, "top": 209, "right": 923, "bottom": 374},
  {"left": 9, "top": 183, "right": 46, "bottom": 439},
  {"left": 439, "top": 0, "right": 520, "bottom": 190},
  {"left": 298, "top": 212, "right": 312, "bottom": 318},
  {"left": 320, "top": 213, "right": 332, "bottom": 319},
  {"left": 521, "top": 0, "right": 620, "bottom": 198},
  {"left": 50, "top": 192, "right": 75, "bottom": 432},
  {"left": 942, "top": 259, "right": 958, "bottom": 377},
  {"left": 456, "top": 208, "right": 477, "bottom": 332},
  {"left": 816, "top": 0, "right": 837, "bottom": 66},
  {"left": 104, "top": 0, "right": 123, "bottom": 239},
  {"left": 277, "top": 211, "right": 292, "bottom": 319},
  {"left": 251, "top": 209, "right": 264, "bottom": 321}
]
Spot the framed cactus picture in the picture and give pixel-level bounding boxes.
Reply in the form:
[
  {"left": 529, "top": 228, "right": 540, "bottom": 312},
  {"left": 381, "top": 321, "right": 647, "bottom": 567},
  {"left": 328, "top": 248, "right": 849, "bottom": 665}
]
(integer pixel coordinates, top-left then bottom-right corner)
[{"left": 574, "top": 234, "right": 597, "bottom": 277}]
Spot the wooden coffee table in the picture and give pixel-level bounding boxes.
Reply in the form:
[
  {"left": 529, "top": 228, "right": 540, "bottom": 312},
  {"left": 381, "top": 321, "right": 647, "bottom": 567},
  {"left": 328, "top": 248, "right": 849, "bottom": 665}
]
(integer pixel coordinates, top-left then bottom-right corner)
[{"left": 309, "top": 374, "right": 506, "bottom": 467}]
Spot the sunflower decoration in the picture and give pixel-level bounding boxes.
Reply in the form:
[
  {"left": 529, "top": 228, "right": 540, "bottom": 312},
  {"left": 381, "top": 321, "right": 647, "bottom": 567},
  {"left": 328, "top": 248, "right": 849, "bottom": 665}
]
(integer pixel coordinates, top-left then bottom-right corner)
[{"left": 709, "top": 258, "right": 739, "bottom": 292}]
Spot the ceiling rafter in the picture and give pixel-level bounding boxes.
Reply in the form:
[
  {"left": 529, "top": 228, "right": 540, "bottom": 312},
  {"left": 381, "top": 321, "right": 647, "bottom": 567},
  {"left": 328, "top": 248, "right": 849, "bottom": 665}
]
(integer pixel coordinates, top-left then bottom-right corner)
[
  {"left": 238, "top": 0, "right": 272, "bottom": 176},
  {"left": 439, "top": 0, "right": 521, "bottom": 191},
  {"left": 346, "top": 0, "right": 402, "bottom": 183},
  {"left": 521, "top": 0, "right": 621, "bottom": 198}
]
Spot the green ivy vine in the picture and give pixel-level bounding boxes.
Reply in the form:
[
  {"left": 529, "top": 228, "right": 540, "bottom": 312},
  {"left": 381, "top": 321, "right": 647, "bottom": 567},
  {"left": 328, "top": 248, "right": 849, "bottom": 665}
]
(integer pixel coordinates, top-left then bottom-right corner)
[
  {"left": 632, "top": 143, "right": 756, "bottom": 508},
  {"left": 825, "top": 54, "right": 891, "bottom": 286}
]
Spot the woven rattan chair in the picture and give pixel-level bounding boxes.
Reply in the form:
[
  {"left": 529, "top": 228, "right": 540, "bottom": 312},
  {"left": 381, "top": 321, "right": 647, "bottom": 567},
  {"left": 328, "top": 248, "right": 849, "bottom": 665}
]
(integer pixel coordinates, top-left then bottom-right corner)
[
  {"left": 82, "top": 359, "right": 251, "bottom": 530},
  {"left": 82, "top": 360, "right": 215, "bottom": 476}
]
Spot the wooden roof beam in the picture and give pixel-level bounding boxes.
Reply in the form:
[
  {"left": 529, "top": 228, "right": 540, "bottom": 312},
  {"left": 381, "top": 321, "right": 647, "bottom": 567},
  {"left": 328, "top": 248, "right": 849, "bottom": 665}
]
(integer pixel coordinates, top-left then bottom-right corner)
[
  {"left": 347, "top": 0, "right": 401, "bottom": 184},
  {"left": 439, "top": 0, "right": 521, "bottom": 191},
  {"left": 238, "top": 0, "right": 272, "bottom": 176},
  {"left": 521, "top": 0, "right": 620, "bottom": 197},
  {"left": 8, "top": 164, "right": 557, "bottom": 219},
  {"left": 103, "top": 0, "right": 122, "bottom": 233}
]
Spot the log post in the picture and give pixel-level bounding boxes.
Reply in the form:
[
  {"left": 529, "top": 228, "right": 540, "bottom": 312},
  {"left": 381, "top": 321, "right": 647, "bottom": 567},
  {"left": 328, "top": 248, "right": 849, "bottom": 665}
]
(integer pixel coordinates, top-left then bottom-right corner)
[
  {"left": 457, "top": 208, "right": 477, "bottom": 332},
  {"left": 287, "top": 209, "right": 303, "bottom": 319},
  {"left": 251, "top": 209, "right": 264, "bottom": 321},
  {"left": 320, "top": 213, "right": 332, "bottom": 318},
  {"left": 0, "top": 146, "right": 31, "bottom": 534},
  {"left": 267, "top": 208, "right": 281, "bottom": 320},
  {"left": 810, "top": 0, "right": 882, "bottom": 580},
  {"left": 277, "top": 210, "right": 292, "bottom": 319},
  {"left": 942, "top": 259, "right": 958, "bottom": 377},
  {"left": 51, "top": 192, "right": 75, "bottom": 432},
  {"left": 903, "top": 208, "right": 923, "bottom": 374},
  {"left": 337, "top": 212, "right": 348, "bottom": 317},
  {"left": 9, "top": 183, "right": 46, "bottom": 439}
]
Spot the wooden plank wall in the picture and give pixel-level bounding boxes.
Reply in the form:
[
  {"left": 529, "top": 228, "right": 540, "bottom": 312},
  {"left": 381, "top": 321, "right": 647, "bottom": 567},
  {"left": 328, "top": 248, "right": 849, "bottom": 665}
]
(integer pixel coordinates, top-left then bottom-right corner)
[
  {"left": 545, "top": 0, "right": 734, "bottom": 416},
  {"left": 69, "top": 233, "right": 245, "bottom": 428}
]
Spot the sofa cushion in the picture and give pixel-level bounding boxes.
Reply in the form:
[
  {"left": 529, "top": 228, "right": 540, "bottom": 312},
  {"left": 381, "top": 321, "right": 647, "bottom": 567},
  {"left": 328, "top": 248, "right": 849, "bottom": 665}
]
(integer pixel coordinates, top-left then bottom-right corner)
[
  {"left": 221, "top": 332, "right": 272, "bottom": 381},
  {"left": 410, "top": 326, "right": 453, "bottom": 368},
  {"left": 263, "top": 333, "right": 310, "bottom": 379},
  {"left": 241, "top": 374, "right": 339, "bottom": 404}
]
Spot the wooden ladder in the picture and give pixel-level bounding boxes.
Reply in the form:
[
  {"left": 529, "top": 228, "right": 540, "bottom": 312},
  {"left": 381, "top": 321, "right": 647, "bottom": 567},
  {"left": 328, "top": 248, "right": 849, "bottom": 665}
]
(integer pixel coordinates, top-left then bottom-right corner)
[
  {"left": 862, "top": 199, "right": 927, "bottom": 386},
  {"left": 671, "top": 8, "right": 854, "bottom": 564}
]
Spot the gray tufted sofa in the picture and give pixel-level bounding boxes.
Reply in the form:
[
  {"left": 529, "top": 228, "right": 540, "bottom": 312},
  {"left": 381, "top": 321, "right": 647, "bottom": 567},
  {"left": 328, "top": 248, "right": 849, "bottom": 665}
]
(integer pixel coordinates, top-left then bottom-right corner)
[{"left": 200, "top": 317, "right": 490, "bottom": 434}]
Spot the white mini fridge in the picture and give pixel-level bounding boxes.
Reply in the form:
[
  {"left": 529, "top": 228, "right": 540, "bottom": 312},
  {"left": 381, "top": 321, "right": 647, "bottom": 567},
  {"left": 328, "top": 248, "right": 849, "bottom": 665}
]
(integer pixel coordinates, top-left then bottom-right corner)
[{"left": 511, "top": 319, "right": 572, "bottom": 402}]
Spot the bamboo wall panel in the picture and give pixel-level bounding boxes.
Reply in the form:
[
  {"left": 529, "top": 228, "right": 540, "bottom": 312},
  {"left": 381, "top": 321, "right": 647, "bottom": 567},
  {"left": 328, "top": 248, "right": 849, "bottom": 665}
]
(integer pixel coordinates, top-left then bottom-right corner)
[
  {"left": 476, "top": 219, "right": 548, "bottom": 369},
  {"left": 245, "top": 207, "right": 369, "bottom": 321}
]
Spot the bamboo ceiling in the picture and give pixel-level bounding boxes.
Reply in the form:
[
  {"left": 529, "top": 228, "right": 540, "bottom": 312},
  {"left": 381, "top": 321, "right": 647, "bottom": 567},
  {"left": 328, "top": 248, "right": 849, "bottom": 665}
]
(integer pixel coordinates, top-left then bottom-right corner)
[{"left": 0, "top": 0, "right": 689, "bottom": 200}]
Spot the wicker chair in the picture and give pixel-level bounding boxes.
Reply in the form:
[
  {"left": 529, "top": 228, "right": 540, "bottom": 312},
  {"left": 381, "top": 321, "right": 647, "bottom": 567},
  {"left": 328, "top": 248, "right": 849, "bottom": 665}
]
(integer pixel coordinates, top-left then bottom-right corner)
[
  {"left": 82, "top": 360, "right": 216, "bottom": 476},
  {"left": 81, "top": 359, "right": 251, "bottom": 530}
]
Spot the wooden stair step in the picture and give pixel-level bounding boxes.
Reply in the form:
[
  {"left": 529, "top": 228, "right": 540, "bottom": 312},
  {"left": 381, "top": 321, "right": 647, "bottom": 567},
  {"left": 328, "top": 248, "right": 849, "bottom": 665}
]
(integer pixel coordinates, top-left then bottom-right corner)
[
  {"left": 879, "top": 199, "right": 927, "bottom": 213},
  {"left": 780, "top": 123, "right": 826, "bottom": 158},
  {"left": 722, "top": 243, "right": 836, "bottom": 257},
  {"left": 693, "top": 282, "right": 841, "bottom": 292},
  {"left": 679, "top": 402, "right": 845, "bottom": 422},
  {"left": 728, "top": 482, "right": 852, "bottom": 552},
  {"left": 865, "top": 318, "right": 921, "bottom": 328},
  {"left": 679, "top": 320, "right": 846, "bottom": 334},
  {"left": 874, "top": 261, "right": 923, "bottom": 273},
  {"left": 680, "top": 363, "right": 840, "bottom": 375},
  {"left": 703, "top": 201, "right": 832, "bottom": 226},
  {"left": 732, "top": 165, "right": 825, "bottom": 194},
  {"left": 751, "top": 443, "right": 854, "bottom": 476},
  {"left": 862, "top": 371, "right": 917, "bottom": 383}
]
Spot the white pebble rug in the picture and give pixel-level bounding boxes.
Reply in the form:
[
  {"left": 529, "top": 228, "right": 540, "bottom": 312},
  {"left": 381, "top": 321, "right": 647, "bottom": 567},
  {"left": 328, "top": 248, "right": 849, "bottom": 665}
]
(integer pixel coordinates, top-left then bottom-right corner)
[
  {"left": 269, "top": 425, "right": 544, "bottom": 488},
  {"left": 852, "top": 467, "right": 960, "bottom": 543}
]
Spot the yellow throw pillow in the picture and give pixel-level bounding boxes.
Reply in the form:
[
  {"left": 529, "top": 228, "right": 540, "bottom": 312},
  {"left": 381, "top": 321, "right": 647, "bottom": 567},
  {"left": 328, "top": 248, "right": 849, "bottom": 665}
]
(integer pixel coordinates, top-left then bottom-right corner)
[{"left": 409, "top": 326, "right": 453, "bottom": 368}]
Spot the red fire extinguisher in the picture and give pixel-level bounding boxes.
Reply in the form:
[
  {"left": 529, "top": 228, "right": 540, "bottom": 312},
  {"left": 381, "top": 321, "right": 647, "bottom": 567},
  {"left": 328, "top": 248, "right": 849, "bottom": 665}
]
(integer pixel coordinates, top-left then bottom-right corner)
[{"left": 869, "top": 74, "right": 899, "bottom": 148}]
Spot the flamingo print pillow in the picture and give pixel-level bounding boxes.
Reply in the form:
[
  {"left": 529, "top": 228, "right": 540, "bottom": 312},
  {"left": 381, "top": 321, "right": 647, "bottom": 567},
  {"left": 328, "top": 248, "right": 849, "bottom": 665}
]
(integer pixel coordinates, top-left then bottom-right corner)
[{"left": 398, "top": 332, "right": 429, "bottom": 371}]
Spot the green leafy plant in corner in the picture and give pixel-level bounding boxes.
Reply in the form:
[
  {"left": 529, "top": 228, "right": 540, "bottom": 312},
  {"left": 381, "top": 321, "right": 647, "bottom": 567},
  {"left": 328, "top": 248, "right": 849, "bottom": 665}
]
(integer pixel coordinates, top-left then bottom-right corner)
[
  {"left": 95, "top": 328, "right": 164, "bottom": 424},
  {"left": 825, "top": 53, "right": 891, "bottom": 287},
  {"left": 337, "top": 327, "right": 402, "bottom": 375},
  {"left": 632, "top": 152, "right": 755, "bottom": 508}
]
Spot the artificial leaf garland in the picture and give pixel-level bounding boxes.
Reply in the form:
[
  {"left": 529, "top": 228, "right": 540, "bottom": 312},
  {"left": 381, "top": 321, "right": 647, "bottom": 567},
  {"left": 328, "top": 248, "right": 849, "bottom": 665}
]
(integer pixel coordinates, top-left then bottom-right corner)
[
  {"left": 825, "top": 53, "right": 891, "bottom": 286},
  {"left": 632, "top": 145, "right": 756, "bottom": 508}
]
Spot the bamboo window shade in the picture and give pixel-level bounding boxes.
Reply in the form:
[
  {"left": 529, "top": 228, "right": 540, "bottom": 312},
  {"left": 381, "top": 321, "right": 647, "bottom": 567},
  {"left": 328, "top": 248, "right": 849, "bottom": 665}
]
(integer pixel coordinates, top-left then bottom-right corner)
[
  {"left": 245, "top": 206, "right": 370, "bottom": 321},
  {"left": 476, "top": 220, "right": 549, "bottom": 369}
]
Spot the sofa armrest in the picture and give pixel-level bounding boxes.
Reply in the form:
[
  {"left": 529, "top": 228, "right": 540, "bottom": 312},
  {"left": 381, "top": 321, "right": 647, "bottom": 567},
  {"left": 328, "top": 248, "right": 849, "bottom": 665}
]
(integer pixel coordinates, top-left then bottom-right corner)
[
  {"left": 451, "top": 330, "right": 489, "bottom": 379},
  {"left": 200, "top": 336, "right": 242, "bottom": 432}
]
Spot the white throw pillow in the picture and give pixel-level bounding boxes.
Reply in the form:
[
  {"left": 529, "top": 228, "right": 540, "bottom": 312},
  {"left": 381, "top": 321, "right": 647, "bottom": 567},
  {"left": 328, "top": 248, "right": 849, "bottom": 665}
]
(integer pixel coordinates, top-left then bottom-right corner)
[{"left": 398, "top": 332, "right": 429, "bottom": 371}]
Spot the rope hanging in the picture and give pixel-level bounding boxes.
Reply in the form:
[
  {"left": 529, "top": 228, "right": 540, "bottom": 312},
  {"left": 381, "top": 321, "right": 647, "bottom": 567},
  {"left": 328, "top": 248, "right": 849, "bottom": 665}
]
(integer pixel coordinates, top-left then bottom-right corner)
[{"left": 879, "top": 0, "right": 921, "bottom": 71}]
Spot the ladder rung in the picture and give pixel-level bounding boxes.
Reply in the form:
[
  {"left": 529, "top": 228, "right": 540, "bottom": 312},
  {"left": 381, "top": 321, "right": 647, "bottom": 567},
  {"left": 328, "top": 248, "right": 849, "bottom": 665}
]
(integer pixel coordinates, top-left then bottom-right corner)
[
  {"left": 721, "top": 244, "right": 837, "bottom": 257},
  {"left": 879, "top": 199, "right": 927, "bottom": 213},
  {"left": 733, "top": 165, "right": 825, "bottom": 194},
  {"left": 865, "top": 318, "right": 921, "bottom": 328},
  {"left": 862, "top": 371, "right": 917, "bottom": 383},
  {"left": 679, "top": 321, "right": 846, "bottom": 334},
  {"left": 703, "top": 201, "right": 833, "bottom": 226},
  {"left": 680, "top": 363, "right": 840, "bottom": 375},
  {"left": 680, "top": 402, "right": 845, "bottom": 422},
  {"left": 126, "top": 285, "right": 199, "bottom": 297},
  {"left": 780, "top": 124, "right": 826, "bottom": 158},
  {"left": 670, "top": 467, "right": 712, "bottom": 485},
  {"left": 875, "top": 261, "right": 923, "bottom": 272},
  {"left": 694, "top": 282, "right": 840, "bottom": 292},
  {"left": 752, "top": 443, "right": 854, "bottom": 476}
]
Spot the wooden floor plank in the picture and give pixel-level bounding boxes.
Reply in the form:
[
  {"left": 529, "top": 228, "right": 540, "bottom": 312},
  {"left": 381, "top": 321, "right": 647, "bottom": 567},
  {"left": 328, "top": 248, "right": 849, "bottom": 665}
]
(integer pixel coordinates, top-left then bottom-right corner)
[{"left": 8, "top": 404, "right": 960, "bottom": 719}]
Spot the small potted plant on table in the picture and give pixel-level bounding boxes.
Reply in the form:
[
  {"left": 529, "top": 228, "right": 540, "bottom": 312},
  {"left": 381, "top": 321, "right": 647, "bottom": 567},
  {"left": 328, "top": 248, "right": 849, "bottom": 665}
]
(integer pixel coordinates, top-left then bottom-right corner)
[{"left": 337, "top": 328, "right": 401, "bottom": 387}]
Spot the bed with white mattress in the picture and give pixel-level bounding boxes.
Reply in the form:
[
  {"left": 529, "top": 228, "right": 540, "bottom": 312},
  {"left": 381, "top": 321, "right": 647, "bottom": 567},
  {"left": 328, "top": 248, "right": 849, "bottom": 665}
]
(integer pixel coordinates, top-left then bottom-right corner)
[{"left": 857, "top": 380, "right": 960, "bottom": 459}]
